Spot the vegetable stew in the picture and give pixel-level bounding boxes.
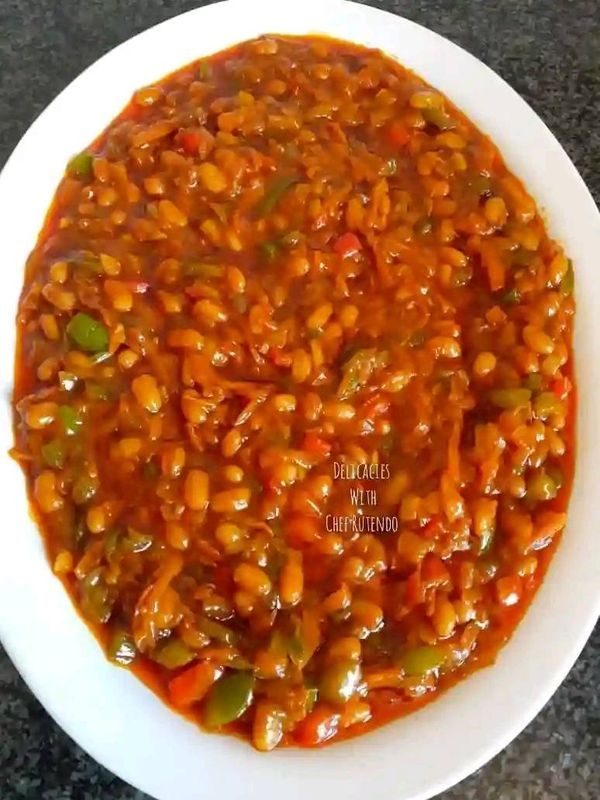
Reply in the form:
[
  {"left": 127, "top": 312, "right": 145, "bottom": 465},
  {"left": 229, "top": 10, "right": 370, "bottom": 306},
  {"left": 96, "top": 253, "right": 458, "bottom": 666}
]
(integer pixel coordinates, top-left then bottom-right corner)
[{"left": 12, "top": 35, "right": 575, "bottom": 750}]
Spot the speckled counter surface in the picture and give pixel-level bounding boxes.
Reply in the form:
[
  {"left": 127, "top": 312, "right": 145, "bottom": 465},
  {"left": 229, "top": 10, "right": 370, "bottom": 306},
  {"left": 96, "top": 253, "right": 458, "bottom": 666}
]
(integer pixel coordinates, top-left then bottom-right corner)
[{"left": 0, "top": 0, "right": 598, "bottom": 797}]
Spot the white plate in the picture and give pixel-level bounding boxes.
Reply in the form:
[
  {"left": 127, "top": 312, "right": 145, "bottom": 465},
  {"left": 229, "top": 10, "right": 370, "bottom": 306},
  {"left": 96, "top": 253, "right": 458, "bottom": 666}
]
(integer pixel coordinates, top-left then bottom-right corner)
[{"left": 1, "top": 1, "right": 599, "bottom": 799}]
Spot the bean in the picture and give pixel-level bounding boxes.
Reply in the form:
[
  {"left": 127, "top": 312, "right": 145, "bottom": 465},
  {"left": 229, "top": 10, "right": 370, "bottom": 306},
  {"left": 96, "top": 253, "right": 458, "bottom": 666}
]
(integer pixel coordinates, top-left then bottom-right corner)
[
  {"left": 161, "top": 445, "right": 186, "bottom": 478},
  {"left": 279, "top": 551, "right": 303, "bottom": 606},
  {"left": 181, "top": 391, "right": 209, "bottom": 424},
  {"left": 25, "top": 402, "right": 58, "bottom": 430},
  {"left": 409, "top": 90, "right": 443, "bottom": 109},
  {"left": 327, "top": 637, "right": 362, "bottom": 664},
  {"left": 307, "top": 303, "right": 333, "bottom": 331},
  {"left": 34, "top": 471, "right": 64, "bottom": 513},
  {"left": 527, "top": 471, "right": 558, "bottom": 503},
  {"left": 397, "top": 531, "right": 431, "bottom": 565},
  {"left": 495, "top": 576, "right": 522, "bottom": 607},
  {"left": 131, "top": 374, "right": 162, "bottom": 413},
  {"left": 40, "top": 314, "right": 60, "bottom": 340},
  {"left": 432, "top": 597, "right": 457, "bottom": 638},
  {"left": 350, "top": 600, "right": 384, "bottom": 638},
  {"left": 215, "top": 523, "right": 246, "bottom": 554},
  {"left": 197, "top": 163, "right": 228, "bottom": 193},
  {"left": 227, "top": 266, "right": 246, "bottom": 293},
  {"left": 292, "top": 349, "right": 312, "bottom": 383},
  {"left": 211, "top": 488, "right": 250, "bottom": 513},
  {"left": 323, "top": 401, "right": 356, "bottom": 421},
  {"left": 222, "top": 429, "right": 243, "bottom": 457},
  {"left": 134, "top": 86, "right": 162, "bottom": 106},
  {"left": 86, "top": 504, "right": 107, "bottom": 533},
  {"left": 234, "top": 563, "right": 272, "bottom": 597},
  {"left": 473, "top": 352, "right": 496, "bottom": 378},
  {"left": 184, "top": 469, "right": 209, "bottom": 511},
  {"left": 534, "top": 392, "right": 563, "bottom": 420},
  {"left": 428, "top": 337, "right": 461, "bottom": 358},
  {"left": 252, "top": 702, "right": 285, "bottom": 752},
  {"left": 165, "top": 521, "right": 190, "bottom": 551},
  {"left": 273, "top": 394, "right": 296, "bottom": 412},
  {"left": 484, "top": 197, "right": 507, "bottom": 226},
  {"left": 158, "top": 199, "right": 188, "bottom": 227},
  {"left": 42, "top": 283, "right": 77, "bottom": 311},
  {"left": 523, "top": 325, "right": 554, "bottom": 355},
  {"left": 167, "top": 329, "right": 205, "bottom": 351}
]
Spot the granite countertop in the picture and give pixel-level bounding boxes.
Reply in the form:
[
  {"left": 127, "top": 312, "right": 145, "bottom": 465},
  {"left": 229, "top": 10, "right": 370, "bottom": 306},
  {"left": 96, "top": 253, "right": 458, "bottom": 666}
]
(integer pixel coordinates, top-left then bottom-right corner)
[{"left": 1, "top": 0, "right": 599, "bottom": 797}]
